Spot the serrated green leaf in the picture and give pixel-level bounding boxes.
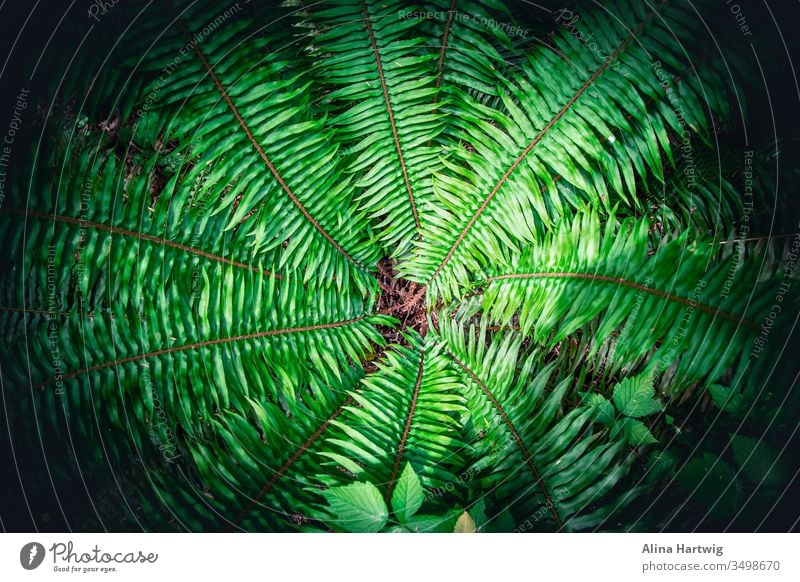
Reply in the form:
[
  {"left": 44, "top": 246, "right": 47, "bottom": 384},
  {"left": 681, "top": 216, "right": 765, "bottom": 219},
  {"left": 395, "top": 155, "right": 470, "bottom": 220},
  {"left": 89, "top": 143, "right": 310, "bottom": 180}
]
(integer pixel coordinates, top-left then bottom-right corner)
[
  {"left": 391, "top": 463, "right": 425, "bottom": 523},
  {"left": 584, "top": 393, "right": 616, "bottom": 425},
  {"left": 611, "top": 418, "right": 658, "bottom": 447},
  {"left": 613, "top": 374, "right": 662, "bottom": 418},
  {"left": 323, "top": 481, "right": 388, "bottom": 533}
]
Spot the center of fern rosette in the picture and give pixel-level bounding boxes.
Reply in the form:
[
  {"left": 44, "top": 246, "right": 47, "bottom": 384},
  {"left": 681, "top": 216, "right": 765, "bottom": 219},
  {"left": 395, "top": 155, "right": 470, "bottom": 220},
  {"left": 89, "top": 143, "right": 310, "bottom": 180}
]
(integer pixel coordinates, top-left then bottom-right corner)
[{"left": 376, "top": 258, "right": 429, "bottom": 337}]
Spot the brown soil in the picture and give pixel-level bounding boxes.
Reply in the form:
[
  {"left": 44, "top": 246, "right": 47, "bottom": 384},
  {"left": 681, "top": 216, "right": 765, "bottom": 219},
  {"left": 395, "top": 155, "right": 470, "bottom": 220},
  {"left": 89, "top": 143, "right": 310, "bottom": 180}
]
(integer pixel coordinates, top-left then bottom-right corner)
[{"left": 376, "top": 257, "right": 429, "bottom": 341}]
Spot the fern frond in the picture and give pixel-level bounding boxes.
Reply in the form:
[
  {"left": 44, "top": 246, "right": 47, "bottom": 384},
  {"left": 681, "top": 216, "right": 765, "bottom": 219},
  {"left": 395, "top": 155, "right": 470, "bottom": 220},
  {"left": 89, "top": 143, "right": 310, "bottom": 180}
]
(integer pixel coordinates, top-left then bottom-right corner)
[
  {"left": 122, "top": 3, "right": 382, "bottom": 294},
  {"left": 319, "top": 332, "right": 468, "bottom": 500},
  {"left": 306, "top": 0, "right": 445, "bottom": 257},
  {"left": 434, "top": 314, "right": 645, "bottom": 531},
  {"left": 3, "top": 0, "right": 796, "bottom": 534},
  {"left": 404, "top": 0, "right": 745, "bottom": 300},
  {"left": 473, "top": 210, "right": 788, "bottom": 390}
]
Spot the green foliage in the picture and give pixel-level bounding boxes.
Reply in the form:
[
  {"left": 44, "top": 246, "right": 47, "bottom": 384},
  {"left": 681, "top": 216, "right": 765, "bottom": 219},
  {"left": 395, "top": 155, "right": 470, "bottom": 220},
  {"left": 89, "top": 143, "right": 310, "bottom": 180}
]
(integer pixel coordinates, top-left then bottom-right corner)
[
  {"left": 323, "top": 464, "right": 461, "bottom": 532},
  {"left": 678, "top": 453, "right": 743, "bottom": 520},
  {"left": 584, "top": 375, "right": 662, "bottom": 448},
  {"left": 1, "top": 0, "right": 797, "bottom": 533},
  {"left": 612, "top": 375, "right": 662, "bottom": 418},
  {"left": 324, "top": 481, "right": 389, "bottom": 533},
  {"left": 708, "top": 384, "right": 745, "bottom": 416},
  {"left": 391, "top": 463, "right": 426, "bottom": 524}
]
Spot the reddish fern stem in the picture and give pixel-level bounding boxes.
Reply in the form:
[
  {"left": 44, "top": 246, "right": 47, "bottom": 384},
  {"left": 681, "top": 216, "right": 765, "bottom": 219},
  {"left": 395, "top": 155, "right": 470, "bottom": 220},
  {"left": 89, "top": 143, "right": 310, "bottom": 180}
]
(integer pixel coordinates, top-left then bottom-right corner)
[
  {"left": 36, "top": 317, "right": 364, "bottom": 388},
  {"left": 426, "top": 0, "right": 456, "bottom": 151},
  {"left": 232, "top": 393, "right": 356, "bottom": 529},
  {"left": 2, "top": 208, "right": 279, "bottom": 279},
  {"left": 434, "top": 0, "right": 457, "bottom": 91},
  {"left": 360, "top": 0, "right": 421, "bottom": 235},
  {"left": 448, "top": 350, "right": 564, "bottom": 530},
  {"left": 428, "top": 2, "right": 667, "bottom": 284},
  {"left": 385, "top": 351, "right": 426, "bottom": 504}
]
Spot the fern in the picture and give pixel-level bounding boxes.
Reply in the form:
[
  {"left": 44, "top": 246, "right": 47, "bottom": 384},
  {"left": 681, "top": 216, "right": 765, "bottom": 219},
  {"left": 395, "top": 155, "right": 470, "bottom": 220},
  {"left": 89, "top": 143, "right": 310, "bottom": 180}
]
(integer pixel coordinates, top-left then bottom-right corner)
[{"left": 1, "top": 0, "right": 797, "bottom": 533}]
